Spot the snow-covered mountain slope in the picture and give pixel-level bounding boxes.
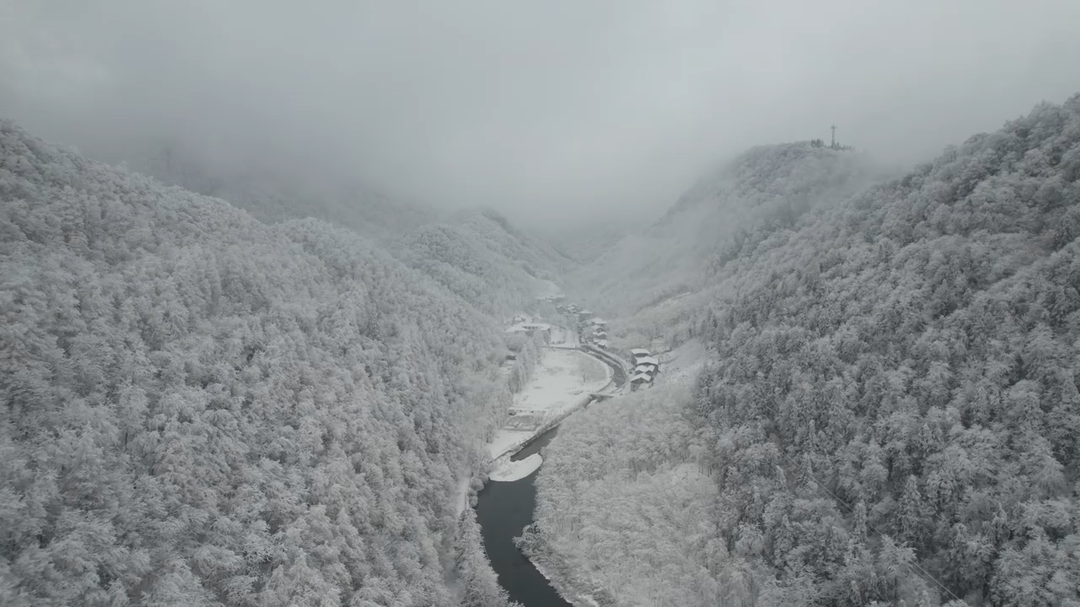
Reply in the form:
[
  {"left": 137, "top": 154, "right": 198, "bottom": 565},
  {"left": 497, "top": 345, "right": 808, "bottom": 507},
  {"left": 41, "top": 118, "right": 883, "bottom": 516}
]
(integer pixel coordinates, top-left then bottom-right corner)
[
  {"left": 537, "top": 95, "right": 1080, "bottom": 606},
  {"left": 579, "top": 146, "right": 884, "bottom": 306},
  {"left": 566, "top": 142, "right": 891, "bottom": 350},
  {"left": 0, "top": 120, "right": 517, "bottom": 607},
  {"left": 396, "top": 209, "right": 574, "bottom": 317},
  {"left": 133, "top": 143, "right": 441, "bottom": 242},
  {"left": 535, "top": 218, "right": 638, "bottom": 265}
]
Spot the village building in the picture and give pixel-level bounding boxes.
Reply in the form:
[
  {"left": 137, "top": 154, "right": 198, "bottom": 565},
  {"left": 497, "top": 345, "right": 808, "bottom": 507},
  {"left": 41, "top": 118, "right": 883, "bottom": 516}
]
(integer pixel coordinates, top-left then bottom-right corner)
[
  {"left": 505, "top": 321, "right": 552, "bottom": 344},
  {"left": 630, "top": 373, "right": 652, "bottom": 390},
  {"left": 634, "top": 355, "right": 659, "bottom": 367},
  {"left": 634, "top": 364, "right": 657, "bottom": 376}
]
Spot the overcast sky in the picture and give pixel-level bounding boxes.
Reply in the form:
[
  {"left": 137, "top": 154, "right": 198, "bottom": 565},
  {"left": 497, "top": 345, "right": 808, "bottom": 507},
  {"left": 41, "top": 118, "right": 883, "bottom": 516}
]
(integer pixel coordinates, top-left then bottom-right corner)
[{"left": 2, "top": 0, "right": 1079, "bottom": 228}]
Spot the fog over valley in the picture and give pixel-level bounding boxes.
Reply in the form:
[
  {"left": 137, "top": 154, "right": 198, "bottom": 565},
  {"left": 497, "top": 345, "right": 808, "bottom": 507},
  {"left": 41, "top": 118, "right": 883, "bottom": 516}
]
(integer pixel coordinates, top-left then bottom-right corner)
[
  {"left": 3, "top": 0, "right": 1079, "bottom": 228},
  {"left": 3, "top": 2, "right": 1080, "bottom": 607}
]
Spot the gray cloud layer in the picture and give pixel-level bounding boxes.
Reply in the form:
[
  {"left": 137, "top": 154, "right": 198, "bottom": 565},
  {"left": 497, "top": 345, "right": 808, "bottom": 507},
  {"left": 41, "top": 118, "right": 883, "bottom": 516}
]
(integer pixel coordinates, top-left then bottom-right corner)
[{"left": 2, "top": 0, "right": 1079, "bottom": 227}]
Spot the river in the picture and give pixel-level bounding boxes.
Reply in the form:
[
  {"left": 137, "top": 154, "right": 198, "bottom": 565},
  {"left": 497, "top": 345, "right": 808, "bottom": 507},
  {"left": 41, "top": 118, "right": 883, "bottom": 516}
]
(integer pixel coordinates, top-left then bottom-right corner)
[
  {"left": 475, "top": 426, "right": 572, "bottom": 607},
  {"left": 475, "top": 345, "right": 625, "bottom": 606}
]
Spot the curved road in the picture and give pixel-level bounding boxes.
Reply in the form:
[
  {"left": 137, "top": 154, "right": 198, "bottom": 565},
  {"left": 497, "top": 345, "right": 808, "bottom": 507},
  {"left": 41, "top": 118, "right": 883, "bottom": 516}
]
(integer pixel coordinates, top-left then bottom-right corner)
[{"left": 581, "top": 344, "right": 628, "bottom": 391}]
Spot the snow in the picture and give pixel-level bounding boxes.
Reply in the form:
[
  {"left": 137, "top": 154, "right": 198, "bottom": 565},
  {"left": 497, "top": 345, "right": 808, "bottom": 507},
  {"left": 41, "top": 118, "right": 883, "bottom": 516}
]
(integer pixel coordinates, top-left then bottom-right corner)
[
  {"left": 630, "top": 348, "right": 651, "bottom": 356},
  {"left": 656, "top": 339, "right": 707, "bottom": 386},
  {"left": 548, "top": 325, "right": 579, "bottom": 349},
  {"left": 487, "top": 429, "right": 535, "bottom": 461},
  {"left": 634, "top": 355, "right": 659, "bottom": 366},
  {"left": 488, "top": 453, "right": 543, "bottom": 482},
  {"left": 534, "top": 279, "right": 564, "bottom": 300},
  {"left": 486, "top": 348, "right": 611, "bottom": 460},
  {"left": 530, "top": 558, "right": 602, "bottom": 607},
  {"left": 511, "top": 349, "right": 610, "bottom": 414},
  {"left": 454, "top": 474, "right": 472, "bottom": 517},
  {"left": 505, "top": 321, "right": 551, "bottom": 333}
]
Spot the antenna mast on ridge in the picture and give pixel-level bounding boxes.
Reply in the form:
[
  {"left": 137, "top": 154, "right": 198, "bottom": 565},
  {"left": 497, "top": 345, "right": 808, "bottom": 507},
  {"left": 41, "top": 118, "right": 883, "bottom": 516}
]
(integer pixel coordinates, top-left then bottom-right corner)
[{"left": 831, "top": 125, "right": 837, "bottom": 149}]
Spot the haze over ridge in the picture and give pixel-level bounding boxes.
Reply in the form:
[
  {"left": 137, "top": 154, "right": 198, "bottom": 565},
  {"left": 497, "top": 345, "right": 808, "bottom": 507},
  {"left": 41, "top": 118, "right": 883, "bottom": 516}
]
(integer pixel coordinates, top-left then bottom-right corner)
[{"left": 3, "top": 0, "right": 1079, "bottom": 227}]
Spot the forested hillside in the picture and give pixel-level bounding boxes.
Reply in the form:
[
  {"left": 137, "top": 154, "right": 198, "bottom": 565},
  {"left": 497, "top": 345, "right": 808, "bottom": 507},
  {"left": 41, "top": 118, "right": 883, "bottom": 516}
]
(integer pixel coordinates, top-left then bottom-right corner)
[
  {"left": 564, "top": 143, "right": 891, "bottom": 358},
  {"left": 134, "top": 141, "right": 440, "bottom": 242},
  {"left": 535, "top": 95, "right": 1080, "bottom": 606},
  {"left": 569, "top": 143, "right": 887, "bottom": 316},
  {"left": 397, "top": 210, "right": 571, "bottom": 317},
  {"left": 692, "top": 95, "right": 1080, "bottom": 605},
  {"left": 0, "top": 121, "right": 516, "bottom": 607}
]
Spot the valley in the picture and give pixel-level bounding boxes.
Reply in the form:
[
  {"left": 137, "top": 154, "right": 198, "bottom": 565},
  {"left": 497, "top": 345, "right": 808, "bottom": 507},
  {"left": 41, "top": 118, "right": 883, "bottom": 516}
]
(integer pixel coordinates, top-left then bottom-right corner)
[{"left": 4, "top": 91, "right": 1080, "bottom": 607}]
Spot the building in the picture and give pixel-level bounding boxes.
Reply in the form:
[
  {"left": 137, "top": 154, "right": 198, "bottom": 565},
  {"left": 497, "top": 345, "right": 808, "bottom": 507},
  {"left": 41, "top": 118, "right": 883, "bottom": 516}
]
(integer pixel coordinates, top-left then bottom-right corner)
[
  {"left": 634, "top": 364, "right": 657, "bottom": 376},
  {"left": 505, "top": 322, "right": 552, "bottom": 344},
  {"left": 635, "top": 355, "right": 659, "bottom": 367},
  {"left": 630, "top": 373, "right": 652, "bottom": 391}
]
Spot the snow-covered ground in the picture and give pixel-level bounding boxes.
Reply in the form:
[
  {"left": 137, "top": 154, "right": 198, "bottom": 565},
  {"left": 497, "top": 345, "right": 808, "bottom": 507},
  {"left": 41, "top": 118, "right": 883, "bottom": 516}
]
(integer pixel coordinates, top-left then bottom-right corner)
[
  {"left": 487, "top": 348, "right": 611, "bottom": 461},
  {"left": 533, "top": 278, "right": 564, "bottom": 300},
  {"left": 511, "top": 349, "right": 609, "bottom": 413},
  {"left": 548, "top": 325, "right": 578, "bottom": 349},
  {"left": 656, "top": 339, "right": 707, "bottom": 386},
  {"left": 487, "top": 429, "right": 535, "bottom": 462},
  {"left": 529, "top": 558, "right": 602, "bottom": 607},
  {"left": 454, "top": 474, "right": 472, "bottom": 517},
  {"left": 488, "top": 453, "right": 544, "bottom": 482}
]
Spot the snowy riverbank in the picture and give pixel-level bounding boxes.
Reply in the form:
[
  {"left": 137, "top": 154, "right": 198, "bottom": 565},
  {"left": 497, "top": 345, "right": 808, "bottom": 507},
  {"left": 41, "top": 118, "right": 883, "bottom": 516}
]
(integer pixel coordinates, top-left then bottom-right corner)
[
  {"left": 488, "top": 453, "right": 544, "bottom": 482},
  {"left": 527, "top": 339, "right": 715, "bottom": 606},
  {"left": 487, "top": 348, "right": 611, "bottom": 463}
]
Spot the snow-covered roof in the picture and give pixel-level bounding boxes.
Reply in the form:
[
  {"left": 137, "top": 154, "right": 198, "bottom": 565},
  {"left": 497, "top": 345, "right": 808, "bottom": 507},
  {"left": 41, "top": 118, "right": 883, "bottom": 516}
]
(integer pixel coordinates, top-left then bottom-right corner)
[
  {"left": 634, "top": 364, "right": 656, "bottom": 374},
  {"left": 579, "top": 309, "right": 593, "bottom": 315},
  {"left": 630, "top": 373, "right": 652, "bottom": 382},
  {"left": 589, "top": 317, "right": 606, "bottom": 325},
  {"left": 506, "top": 322, "right": 551, "bottom": 333},
  {"left": 635, "top": 356, "right": 659, "bottom": 366},
  {"left": 596, "top": 340, "right": 609, "bottom": 347},
  {"left": 630, "top": 348, "right": 651, "bottom": 356}
]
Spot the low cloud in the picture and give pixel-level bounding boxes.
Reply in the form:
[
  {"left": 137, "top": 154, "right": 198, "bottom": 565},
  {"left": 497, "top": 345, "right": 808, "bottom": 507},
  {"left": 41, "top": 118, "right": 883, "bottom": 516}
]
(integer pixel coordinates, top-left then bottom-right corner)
[{"left": 3, "top": 0, "right": 1078, "bottom": 227}]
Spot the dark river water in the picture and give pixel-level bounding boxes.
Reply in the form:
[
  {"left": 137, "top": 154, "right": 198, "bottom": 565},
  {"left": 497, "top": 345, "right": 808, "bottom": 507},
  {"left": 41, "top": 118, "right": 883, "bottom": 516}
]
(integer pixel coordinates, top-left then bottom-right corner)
[{"left": 475, "top": 427, "right": 573, "bottom": 607}]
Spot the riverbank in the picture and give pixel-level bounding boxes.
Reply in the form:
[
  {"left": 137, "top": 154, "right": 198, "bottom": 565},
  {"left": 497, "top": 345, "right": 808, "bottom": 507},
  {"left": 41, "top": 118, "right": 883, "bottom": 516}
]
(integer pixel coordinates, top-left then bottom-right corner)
[
  {"left": 525, "top": 340, "right": 716, "bottom": 607},
  {"left": 475, "top": 429, "right": 574, "bottom": 607},
  {"left": 516, "top": 525, "right": 611, "bottom": 607},
  {"left": 488, "top": 348, "right": 612, "bottom": 463},
  {"left": 453, "top": 336, "right": 631, "bottom": 607}
]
